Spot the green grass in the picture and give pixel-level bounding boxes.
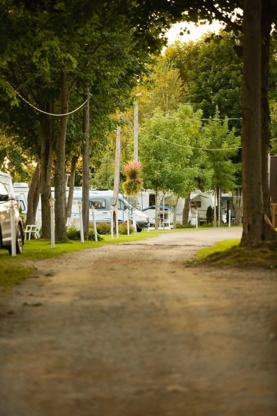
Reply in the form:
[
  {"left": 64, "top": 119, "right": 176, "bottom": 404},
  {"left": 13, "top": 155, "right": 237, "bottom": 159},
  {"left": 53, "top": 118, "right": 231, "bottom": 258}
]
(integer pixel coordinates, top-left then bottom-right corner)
[
  {"left": 0, "top": 263, "right": 34, "bottom": 286},
  {"left": 196, "top": 239, "right": 240, "bottom": 259},
  {"left": 191, "top": 238, "right": 277, "bottom": 269}
]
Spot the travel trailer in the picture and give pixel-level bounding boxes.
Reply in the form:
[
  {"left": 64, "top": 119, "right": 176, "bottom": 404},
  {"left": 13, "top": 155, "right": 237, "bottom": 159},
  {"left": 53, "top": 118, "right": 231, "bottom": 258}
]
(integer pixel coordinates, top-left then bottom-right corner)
[{"left": 69, "top": 189, "right": 149, "bottom": 232}]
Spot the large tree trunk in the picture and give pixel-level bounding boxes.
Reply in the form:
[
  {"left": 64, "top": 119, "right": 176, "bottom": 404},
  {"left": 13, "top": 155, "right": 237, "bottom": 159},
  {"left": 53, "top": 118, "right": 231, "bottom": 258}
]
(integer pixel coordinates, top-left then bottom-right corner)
[
  {"left": 54, "top": 70, "right": 69, "bottom": 241},
  {"left": 241, "top": 0, "right": 264, "bottom": 245},
  {"left": 82, "top": 92, "right": 90, "bottom": 240},
  {"left": 40, "top": 106, "right": 54, "bottom": 239},
  {"left": 261, "top": 2, "right": 276, "bottom": 240},
  {"left": 26, "top": 163, "right": 41, "bottom": 225}
]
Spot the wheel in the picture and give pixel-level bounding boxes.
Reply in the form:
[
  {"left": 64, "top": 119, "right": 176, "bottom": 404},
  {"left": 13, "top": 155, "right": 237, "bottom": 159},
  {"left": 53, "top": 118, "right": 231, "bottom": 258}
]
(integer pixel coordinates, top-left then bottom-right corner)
[
  {"left": 16, "top": 225, "right": 24, "bottom": 254},
  {"left": 136, "top": 225, "right": 142, "bottom": 232},
  {"left": 8, "top": 225, "right": 24, "bottom": 255}
]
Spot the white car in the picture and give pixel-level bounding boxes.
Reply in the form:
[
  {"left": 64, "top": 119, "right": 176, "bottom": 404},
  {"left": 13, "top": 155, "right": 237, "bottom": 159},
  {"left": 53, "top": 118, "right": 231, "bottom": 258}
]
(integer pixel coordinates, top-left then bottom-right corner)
[{"left": 0, "top": 172, "right": 24, "bottom": 255}]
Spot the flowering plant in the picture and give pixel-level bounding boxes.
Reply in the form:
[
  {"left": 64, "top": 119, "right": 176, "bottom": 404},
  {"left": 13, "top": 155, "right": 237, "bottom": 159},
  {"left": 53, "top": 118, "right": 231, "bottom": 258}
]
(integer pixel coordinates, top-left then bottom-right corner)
[{"left": 122, "top": 160, "right": 143, "bottom": 196}]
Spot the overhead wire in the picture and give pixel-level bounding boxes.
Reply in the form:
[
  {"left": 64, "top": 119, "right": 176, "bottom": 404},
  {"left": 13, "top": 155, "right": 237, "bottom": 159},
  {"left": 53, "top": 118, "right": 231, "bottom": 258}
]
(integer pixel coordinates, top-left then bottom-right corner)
[{"left": 2, "top": 77, "right": 89, "bottom": 117}]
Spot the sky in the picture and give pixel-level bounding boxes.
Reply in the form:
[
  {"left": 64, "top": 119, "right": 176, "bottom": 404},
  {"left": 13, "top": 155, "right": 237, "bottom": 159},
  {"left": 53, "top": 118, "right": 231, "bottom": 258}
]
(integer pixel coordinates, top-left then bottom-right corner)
[{"left": 165, "top": 20, "right": 222, "bottom": 44}]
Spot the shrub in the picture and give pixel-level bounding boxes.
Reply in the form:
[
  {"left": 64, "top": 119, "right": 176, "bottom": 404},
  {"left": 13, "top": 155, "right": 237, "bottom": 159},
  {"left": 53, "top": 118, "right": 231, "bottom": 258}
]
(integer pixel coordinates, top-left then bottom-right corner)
[
  {"left": 66, "top": 225, "right": 102, "bottom": 241},
  {"left": 96, "top": 222, "right": 111, "bottom": 235},
  {"left": 118, "top": 221, "right": 135, "bottom": 234}
]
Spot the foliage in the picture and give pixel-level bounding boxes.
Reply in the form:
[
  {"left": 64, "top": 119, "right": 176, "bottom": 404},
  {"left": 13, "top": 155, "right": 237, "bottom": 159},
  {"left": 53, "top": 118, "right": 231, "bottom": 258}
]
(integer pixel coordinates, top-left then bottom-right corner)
[
  {"left": 96, "top": 222, "right": 111, "bottom": 235},
  {"left": 122, "top": 160, "right": 143, "bottom": 196},
  {"left": 118, "top": 222, "right": 135, "bottom": 234},
  {"left": 165, "top": 31, "right": 243, "bottom": 121},
  {"left": 139, "top": 104, "right": 212, "bottom": 196},
  {"left": 202, "top": 109, "right": 241, "bottom": 191},
  {"left": 66, "top": 225, "right": 103, "bottom": 241}
]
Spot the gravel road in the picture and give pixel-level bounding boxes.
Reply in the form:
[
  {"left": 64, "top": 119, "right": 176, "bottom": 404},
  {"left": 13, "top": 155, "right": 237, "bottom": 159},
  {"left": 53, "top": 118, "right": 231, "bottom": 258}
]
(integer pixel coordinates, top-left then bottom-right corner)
[{"left": 0, "top": 227, "right": 276, "bottom": 416}]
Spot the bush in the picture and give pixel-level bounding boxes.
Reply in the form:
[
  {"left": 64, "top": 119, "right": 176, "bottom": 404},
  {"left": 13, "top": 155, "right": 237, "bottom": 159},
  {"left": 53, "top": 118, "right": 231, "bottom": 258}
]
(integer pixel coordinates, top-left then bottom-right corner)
[
  {"left": 96, "top": 222, "right": 111, "bottom": 235},
  {"left": 118, "top": 221, "right": 135, "bottom": 234},
  {"left": 66, "top": 225, "right": 102, "bottom": 241}
]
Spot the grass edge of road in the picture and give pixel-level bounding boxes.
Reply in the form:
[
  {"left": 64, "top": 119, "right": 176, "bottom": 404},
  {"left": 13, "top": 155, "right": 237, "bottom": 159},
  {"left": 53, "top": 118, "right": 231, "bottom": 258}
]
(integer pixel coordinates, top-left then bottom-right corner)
[
  {"left": 191, "top": 238, "right": 277, "bottom": 270},
  {"left": 4, "top": 226, "right": 274, "bottom": 287},
  {"left": 0, "top": 227, "right": 197, "bottom": 287}
]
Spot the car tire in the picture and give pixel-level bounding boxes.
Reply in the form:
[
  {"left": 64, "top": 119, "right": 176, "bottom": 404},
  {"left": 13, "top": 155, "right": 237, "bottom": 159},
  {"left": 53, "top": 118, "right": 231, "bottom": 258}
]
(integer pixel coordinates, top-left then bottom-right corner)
[
  {"left": 136, "top": 225, "right": 142, "bottom": 233},
  {"left": 16, "top": 225, "right": 24, "bottom": 254},
  {"left": 8, "top": 225, "right": 24, "bottom": 255}
]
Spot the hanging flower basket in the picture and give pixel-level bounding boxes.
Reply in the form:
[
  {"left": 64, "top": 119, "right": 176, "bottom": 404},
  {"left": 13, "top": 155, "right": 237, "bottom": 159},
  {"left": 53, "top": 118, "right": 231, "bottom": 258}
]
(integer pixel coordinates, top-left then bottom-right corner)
[
  {"left": 122, "top": 160, "right": 143, "bottom": 196},
  {"left": 122, "top": 178, "right": 142, "bottom": 196}
]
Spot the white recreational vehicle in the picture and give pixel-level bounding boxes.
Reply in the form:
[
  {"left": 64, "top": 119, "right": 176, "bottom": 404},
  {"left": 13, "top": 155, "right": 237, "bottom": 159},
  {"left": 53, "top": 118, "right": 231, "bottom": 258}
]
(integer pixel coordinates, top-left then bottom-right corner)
[{"left": 69, "top": 189, "right": 149, "bottom": 232}]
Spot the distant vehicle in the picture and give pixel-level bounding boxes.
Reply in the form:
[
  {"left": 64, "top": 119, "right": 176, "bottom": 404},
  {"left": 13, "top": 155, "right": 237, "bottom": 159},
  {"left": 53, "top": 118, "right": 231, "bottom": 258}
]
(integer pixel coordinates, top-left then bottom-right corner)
[
  {"left": 13, "top": 182, "right": 29, "bottom": 223},
  {"left": 70, "top": 189, "right": 149, "bottom": 232},
  {"left": 0, "top": 172, "right": 24, "bottom": 254},
  {"left": 142, "top": 205, "right": 174, "bottom": 228}
]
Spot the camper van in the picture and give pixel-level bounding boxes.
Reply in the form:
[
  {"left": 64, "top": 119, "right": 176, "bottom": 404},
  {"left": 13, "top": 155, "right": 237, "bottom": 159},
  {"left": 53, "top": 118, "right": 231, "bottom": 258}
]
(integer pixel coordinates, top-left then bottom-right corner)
[
  {"left": 0, "top": 172, "right": 24, "bottom": 254},
  {"left": 70, "top": 189, "right": 149, "bottom": 232}
]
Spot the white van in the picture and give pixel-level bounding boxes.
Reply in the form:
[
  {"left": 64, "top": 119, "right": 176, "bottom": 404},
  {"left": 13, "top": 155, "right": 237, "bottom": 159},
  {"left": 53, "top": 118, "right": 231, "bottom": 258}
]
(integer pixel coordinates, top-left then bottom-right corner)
[
  {"left": 70, "top": 189, "right": 149, "bottom": 232},
  {"left": 0, "top": 172, "right": 24, "bottom": 254}
]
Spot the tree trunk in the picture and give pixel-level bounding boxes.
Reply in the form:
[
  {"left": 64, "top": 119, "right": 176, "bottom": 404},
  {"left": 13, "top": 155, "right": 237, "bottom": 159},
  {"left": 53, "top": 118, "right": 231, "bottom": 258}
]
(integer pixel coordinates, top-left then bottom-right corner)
[
  {"left": 261, "top": 2, "right": 276, "bottom": 240},
  {"left": 213, "top": 187, "right": 217, "bottom": 228},
  {"left": 82, "top": 92, "right": 90, "bottom": 240},
  {"left": 232, "top": 188, "right": 243, "bottom": 225},
  {"left": 26, "top": 163, "right": 41, "bottom": 225},
  {"left": 40, "top": 106, "right": 54, "bottom": 239},
  {"left": 173, "top": 195, "right": 179, "bottom": 228},
  {"left": 155, "top": 188, "right": 159, "bottom": 229},
  {"left": 182, "top": 193, "right": 190, "bottom": 225},
  {"left": 66, "top": 155, "right": 78, "bottom": 219},
  {"left": 241, "top": 0, "right": 264, "bottom": 244},
  {"left": 54, "top": 70, "right": 69, "bottom": 241}
]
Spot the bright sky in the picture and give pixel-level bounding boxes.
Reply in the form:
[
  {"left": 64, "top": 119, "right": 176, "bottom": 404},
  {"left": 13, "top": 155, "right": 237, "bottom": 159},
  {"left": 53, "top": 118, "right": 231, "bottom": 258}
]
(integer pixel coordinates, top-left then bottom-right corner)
[{"left": 166, "top": 21, "right": 222, "bottom": 44}]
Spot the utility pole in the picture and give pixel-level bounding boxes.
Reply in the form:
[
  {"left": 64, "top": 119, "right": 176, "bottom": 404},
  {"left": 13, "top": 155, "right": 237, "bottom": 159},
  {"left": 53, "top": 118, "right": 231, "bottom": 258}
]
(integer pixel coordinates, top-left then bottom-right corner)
[
  {"left": 113, "top": 124, "right": 121, "bottom": 201},
  {"left": 113, "top": 123, "right": 121, "bottom": 234},
  {"left": 134, "top": 100, "right": 139, "bottom": 161}
]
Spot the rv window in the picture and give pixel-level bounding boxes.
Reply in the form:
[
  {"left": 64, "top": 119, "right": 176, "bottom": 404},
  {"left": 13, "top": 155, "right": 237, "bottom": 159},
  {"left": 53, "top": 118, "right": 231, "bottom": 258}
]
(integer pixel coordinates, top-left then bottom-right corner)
[
  {"left": 90, "top": 199, "right": 106, "bottom": 209},
  {"left": 195, "top": 201, "right": 201, "bottom": 208},
  {"left": 118, "top": 199, "right": 133, "bottom": 211},
  {"left": 0, "top": 183, "right": 8, "bottom": 196},
  {"left": 149, "top": 194, "right": 155, "bottom": 206}
]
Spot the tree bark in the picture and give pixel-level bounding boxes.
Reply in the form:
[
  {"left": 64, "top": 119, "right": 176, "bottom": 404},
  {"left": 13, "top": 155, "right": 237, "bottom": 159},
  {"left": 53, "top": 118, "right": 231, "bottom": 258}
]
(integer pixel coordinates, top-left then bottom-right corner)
[
  {"left": 40, "top": 106, "right": 54, "bottom": 239},
  {"left": 182, "top": 193, "right": 190, "bottom": 225},
  {"left": 260, "top": 2, "right": 276, "bottom": 240},
  {"left": 241, "top": 0, "right": 264, "bottom": 244},
  {"left": 54, "top": 70, "right": 69, "bottom": 241},
  {"left": 26, "top": 163, "right": 41, "bottom": 225},
  {"left": 82, "top": 92, "right": 90, "bottom": 240}
]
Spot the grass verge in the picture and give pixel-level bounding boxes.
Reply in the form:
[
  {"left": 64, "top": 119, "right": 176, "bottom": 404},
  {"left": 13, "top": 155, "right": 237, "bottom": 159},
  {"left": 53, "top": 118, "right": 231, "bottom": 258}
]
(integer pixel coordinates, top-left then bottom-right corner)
[{"left": 191, "top": 239, "right": 277, "bottom": 269}]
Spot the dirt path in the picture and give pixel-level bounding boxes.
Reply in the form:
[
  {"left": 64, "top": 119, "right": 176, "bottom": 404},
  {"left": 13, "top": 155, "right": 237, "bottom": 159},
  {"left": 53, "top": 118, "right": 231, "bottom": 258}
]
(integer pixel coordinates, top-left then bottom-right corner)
[{"left": 0, "top": 228, "right": 277, "bottom": 416}]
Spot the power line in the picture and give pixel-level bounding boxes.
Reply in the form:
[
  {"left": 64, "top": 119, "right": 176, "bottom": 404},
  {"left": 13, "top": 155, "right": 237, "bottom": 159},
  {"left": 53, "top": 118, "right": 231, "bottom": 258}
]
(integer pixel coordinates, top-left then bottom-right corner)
[{"left": 2, "top": 78, "right": 89, "bottom": 117}]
